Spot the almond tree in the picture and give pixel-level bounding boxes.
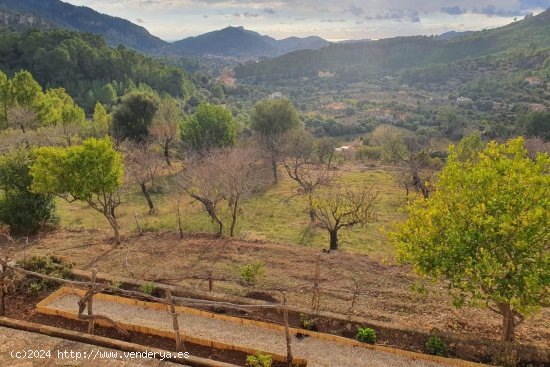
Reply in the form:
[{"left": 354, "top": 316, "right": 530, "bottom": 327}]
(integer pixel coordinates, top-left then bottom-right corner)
[
  {"left": 150, "top": 95, "right": 183, "bottom": 166},
  {"left": 311, "top": 186, "right": 377, "bottom": 251},
  {"left": 123, "top": 141, "right": 162, "bottom": 214}
]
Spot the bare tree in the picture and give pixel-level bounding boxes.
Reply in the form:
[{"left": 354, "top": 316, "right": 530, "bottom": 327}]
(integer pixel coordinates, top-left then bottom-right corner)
[
  {"left": 382, "top": 129, "right": 436, "bottom": 199},
  {"left": 150, "top": 96, "right": 183, "bottom": 166},
  {"left": 219, "top": 147, "right": 267, "bottom": 237},
  {"left": 178, "top": 147, "right": 267, "bottom": 237},
  {"left": 316, "top": 137, "right": 337, "bottom": 168},
  {"left": 311, "top": 186, "right": 377, "bottom": 251},
  {"left": 283, "top": 132, "right": 334, "bottom": 220},
  {"left": 7, "top": 106, "right": 37, "bottom": 134},
  {"left": 123, "top": 141, "right": 162, "bottom": 214},
  {"left": 179, "top": 152, "right": 226, "bottom": 236}
]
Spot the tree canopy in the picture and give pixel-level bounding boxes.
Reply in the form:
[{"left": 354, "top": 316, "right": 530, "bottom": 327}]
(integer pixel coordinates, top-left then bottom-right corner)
[
  {"left": 111, "top": 92, "right": 160, "bottom": 142},
  {"left": 392, "top": 137, "right": 550, "bottom": 341},
  {"left": 180, "top": 103, "right": 237, "bottom": 152}
]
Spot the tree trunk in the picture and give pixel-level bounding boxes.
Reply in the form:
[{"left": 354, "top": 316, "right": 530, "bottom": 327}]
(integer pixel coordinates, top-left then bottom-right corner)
[
  {"left": 109, "top": 217, "right": 121, "bottom": 245},
  {"left": 163, "top": 141, "right": 171, "bottom": 167},
  {"left": 229, "top": 194, "right": 240, "bottom": 237},
  {"left": 140, "top": 183, "right": 155, "bottom": 214},
  {"left": 329, "top": 229, "right": 338, "bottom": 250},
  {"left": 271, "top": 154, "right": 278, "bottom": 184},
  {"left": 498, "top": 303, "right": 516, "bottom": 342}
]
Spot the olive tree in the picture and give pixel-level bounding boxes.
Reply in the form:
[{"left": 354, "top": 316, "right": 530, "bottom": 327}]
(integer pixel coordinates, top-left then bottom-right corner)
[
  {"left": 251, "top": 98, "right": 301, "bottom": 183},
  {"left": 31, "top": 137, "right": 124, "bottom": 244},
  {"left": 392, "top": 137, "right": 549, "bottom": 342}
]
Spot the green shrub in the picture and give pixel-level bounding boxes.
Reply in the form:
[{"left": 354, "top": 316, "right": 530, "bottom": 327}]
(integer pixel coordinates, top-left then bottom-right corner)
[
  {"left": 110, "top": 280, "right": 122, "bottom": 289},
  {"left": 299, "top": 314, "right": 316, "bottom": 331},
  {"left": 246, "top": 352, "right": 272, "bottom": 367},
  {"left": 356, "top": 327, "right": 376, "bottom": 344},
  {"left": 426, "top": 335, "right": 448, "bottom": 357},
  {"left": 355, "top": 146, "right": 383, "bottom": 161},
  {"left": 140, "top": 282, "right": 157, "bottom": 295},
  {"left": 240, "top": 261, "right": 266, "bottom": 288},
  {"left": 0, "top": 149, "right": 57, "bottom": 235},
  {"left": 17, "top": 255, "right": 73, "bottom": 295}
]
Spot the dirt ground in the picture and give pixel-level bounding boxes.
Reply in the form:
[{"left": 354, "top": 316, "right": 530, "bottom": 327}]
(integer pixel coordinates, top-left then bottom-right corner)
[{"left": 6, "top": 228, "right": 550, "bottom": 349}]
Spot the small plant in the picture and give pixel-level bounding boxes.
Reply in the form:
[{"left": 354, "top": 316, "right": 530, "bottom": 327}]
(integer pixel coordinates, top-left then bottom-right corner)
[
  {"left": 17, "top": 255, "right": 73, "bottom": 295},
  {"left": 110, "top": 280, "right": 122, "bottom": 289},
  {"left": 26, "top": 282, "right": 43, "bottom": 296},
  {"left": 426, "top": 335, "right": 448, "bottom": 357},
  {"left": 140, "top": 282, "right": 157, "bottom": 296},
  {"left": 356, "top": 327, "right": 376, "bottom": 344},
  {"left": 299, "top": 314, "right": 316, "bottom": 331},
  {"left": 246, "top": 351, "right": 272, "bottom": 367},
  {"left": 240, "top": 261, "right": 266, "bottom": 288}
]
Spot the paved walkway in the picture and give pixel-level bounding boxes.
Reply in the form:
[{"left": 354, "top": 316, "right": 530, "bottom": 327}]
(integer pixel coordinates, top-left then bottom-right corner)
[
  {"left": 46, "top": 293, "right": 452, "bottom": 367},
  {"left": 0, "top": 326, "right": 185, "bottom": 367}
]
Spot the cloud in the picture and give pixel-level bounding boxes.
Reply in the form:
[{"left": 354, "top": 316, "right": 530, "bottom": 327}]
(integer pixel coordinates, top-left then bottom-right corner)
[
  {"left": 477, "top": 5, "right": 524, "bottom": 17},
  {"left": 441, "top": 6, "right": 466, "bottom": 15},
  {"left": 263, "top": 7, "right": 276, "bottom": 14},
  {"left": 232, "top": 11, "right": 259, "bottom": 18},
  {"left": 321, "top": 19, "right": 347, "bottom": 23},
  {"left": 349, "top": 4, "right": 364, "bottom": 17},
  {"left": 366, "top": 9, "right": 421, "bottom": 23},
  {"left": 136, "top": 17, "right": 146, "bottom": 23}
]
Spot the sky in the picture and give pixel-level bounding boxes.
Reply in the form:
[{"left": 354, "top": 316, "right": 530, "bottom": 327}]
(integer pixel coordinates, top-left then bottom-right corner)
[{"left": 63, "top": 0, "right": 550, "bottom": 41}]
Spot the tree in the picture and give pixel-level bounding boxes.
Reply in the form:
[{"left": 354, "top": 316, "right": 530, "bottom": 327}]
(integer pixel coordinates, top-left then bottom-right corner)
[
  {"left": 31, "top": 137, "right": 124, "bottom": 244},
  {"left": 88, "top": 102, "right": 111, "bottom": 138},
  {"left": 437, "top": 107, "right": 464, "bottom": 139},
  {"left": 251, "top": 98, "right": 301, "bottom": 183},
  {"left": 0, "top": 149, "right": 57, "bottom": 235},
  {"left": 111, "top": 92, "right": 160, "bottom": 143},
  {"left": 97, "top": 83, "right": 117, "bottom": 106},
  {"left": 7, "top": 106, "right": 38, "bottom": 133},
  {"left": 311, "top": 186, "right": 377, "bottom": 250},
  {"left": 44, "top": 88, "right": 86, "bottom": 145},
  {"left": 151, "top": 95, "right": 183, "bottom": 166},
  {"left": 217, "top": 147, "right": 267, "bottom": 237},
  {"left": 283, "top": 131, "right": 334, "bottom": 220},
  {"left": 392, "top": 137, "right": 549, "bottom": 342},
  {"left": 178, "top": 147, "right": 266, "bottom": 237},
  {"left": 123, "top": 141, "right": 161, "bottom": 214},
  {"left": 523, "top": 111, "right": 550, "bottom": 141},
  {"left": 0, "top": 71, "right": 14, "bottom": 127},
  {"left": 180, "top": 103, "right": 237, "bottom": 153},
  {"left": 210, "top": 84, "right": 225, "bottom": 100},
  {"left": 382, "top": 129, "right": 437, "bottom": 199}
]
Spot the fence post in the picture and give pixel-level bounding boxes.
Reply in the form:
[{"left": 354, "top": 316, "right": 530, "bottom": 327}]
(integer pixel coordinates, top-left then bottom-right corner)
[
  {"left": 311, "top": 253, "right": 321, "bottom": 314},
  {"left": 207, "top": 270, "right": 213, "bottom": 292},
  {"left": 166, "top": 289, "right": 184, "bottom": 352},
  {"left": 282, "top": 291, "right": 293, "bottom": 367},
  {"left": 87, "top": 269, "right": 97, "bottom": 334},
  {"left": 0, "top": 259, "right": 6, "bottom": 316}
]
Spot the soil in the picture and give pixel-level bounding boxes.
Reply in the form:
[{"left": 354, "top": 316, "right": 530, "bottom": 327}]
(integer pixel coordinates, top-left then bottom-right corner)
[{"left": 8, "top": 229, "right": 548, "bottom": 349}]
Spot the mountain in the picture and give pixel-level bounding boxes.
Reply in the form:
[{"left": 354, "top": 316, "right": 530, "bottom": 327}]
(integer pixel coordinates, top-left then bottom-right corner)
[
  {"left": 0, "top": 0, "right": 167, "bottom": 51},
  {"left": 0, "top": 9, "right": 55, "bottom": 31},
  {"left": 236, "top": 8, "right": 550, "bottom": 81},
  {"left": 170, "top": 26, "right": 329, "bottom": 57},
  {"left": 436, "top": 31, "right": 473, "bottom": 40}
]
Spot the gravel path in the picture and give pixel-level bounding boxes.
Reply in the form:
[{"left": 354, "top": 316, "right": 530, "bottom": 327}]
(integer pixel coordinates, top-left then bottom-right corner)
[
  {"left": 0, "top": 326, "right": 185, "bottom": 367},
  {"left": 46, "top": 293, "right": 452, "bottom": 367}
]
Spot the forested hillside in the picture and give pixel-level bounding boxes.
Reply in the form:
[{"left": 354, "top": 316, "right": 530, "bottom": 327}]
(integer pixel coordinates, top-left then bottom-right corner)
[
  {"left": 0, "top": 0, "right": 166, "bottom": 51},
  {"left": 0, "top": 30, "right": 195, "bottom": 111},
  {"left": 236, "top": 9, "right": 550, "bottom": 81}
]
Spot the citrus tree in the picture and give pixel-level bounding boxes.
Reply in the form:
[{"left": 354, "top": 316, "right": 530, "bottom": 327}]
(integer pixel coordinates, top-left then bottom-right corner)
[
  {"left": 392, "top": 137, "right": 550, "bottom": 341},
  {"left": 30, "top": 137, "right": 124, "bottom": 244}
]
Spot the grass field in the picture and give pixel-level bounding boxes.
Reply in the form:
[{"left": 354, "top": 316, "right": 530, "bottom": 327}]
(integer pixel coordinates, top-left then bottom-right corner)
[{"left": 56, "top": 163, "right": 406, "bottom": 257}]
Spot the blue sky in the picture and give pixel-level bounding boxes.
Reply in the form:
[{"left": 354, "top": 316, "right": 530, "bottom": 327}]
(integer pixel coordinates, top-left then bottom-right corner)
[{"left": 63, "top": 0, "right": 549, "bottom": 41}]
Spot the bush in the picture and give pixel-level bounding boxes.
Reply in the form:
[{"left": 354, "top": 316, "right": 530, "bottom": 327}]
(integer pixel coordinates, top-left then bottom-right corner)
[
  {"left": 240, "top": 262, "right": 266, "bottom": 288},
  {"left": 0, "top": 149, "right": 57, "bottom": 235},
  {"left": 17, "top": 255, "right": 73, "bottom": 295},
  {"left": 299, "top": 314, "right": 317, "bottom": 331},
  {"left": 356, "top": 327, "right": 376, "bottom": 344},
  {"left": 355, "top": 146, "right": 383, "bottom": 161},
  {"left": 140, "top": 282, "right": 157, "bottom": 295},
  {"left": 246, "top": 352, "right": 272, "bottom": 367},
  {"left": 426, "top": 335, "right": 448, "bottom": 357}
]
